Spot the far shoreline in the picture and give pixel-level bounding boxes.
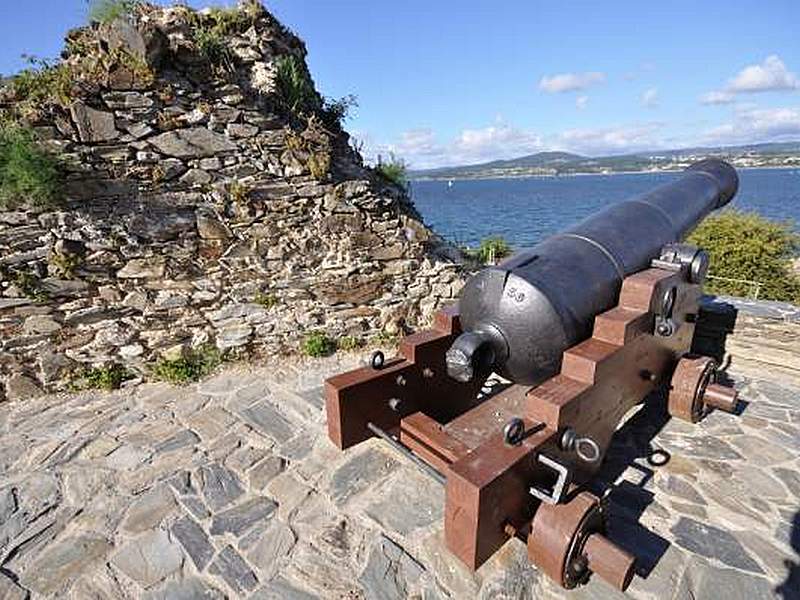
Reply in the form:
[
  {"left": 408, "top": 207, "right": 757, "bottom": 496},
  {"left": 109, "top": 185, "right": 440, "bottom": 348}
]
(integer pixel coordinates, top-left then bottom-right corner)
[{"left": 410, "top": 164, "right": 800, "bottom": 183}]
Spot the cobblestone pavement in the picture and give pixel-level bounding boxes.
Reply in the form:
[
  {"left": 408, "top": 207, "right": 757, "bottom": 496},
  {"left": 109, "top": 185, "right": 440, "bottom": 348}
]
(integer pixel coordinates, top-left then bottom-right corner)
[{"left": 0, "top": 354, "right": 798, "bottom": 599}]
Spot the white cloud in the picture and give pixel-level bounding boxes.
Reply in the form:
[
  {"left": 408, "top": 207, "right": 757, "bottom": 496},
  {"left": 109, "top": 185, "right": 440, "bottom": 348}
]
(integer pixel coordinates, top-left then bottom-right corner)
[
  {"left": 538, "top": 71, "right": 605, "bottom": 93},
  {"left": 701, "top": 106, "right": 800, "bottom": 146},
  {"left": 699, "top": 91, "right": 735, "bottom": 105},
  {"left": 727, "top": 55, "right": 799, "bottom": 93},
  {"left": 576, "top": 95, "right": 588, "bottom": 110},
  {"left": 366, "top": 101, "right": 800, "bottom": 169},
  {"left": 370, "top": 122, "right": 545, "bottom": 170},
  {"left": 556, "top": 123, "right": 665, "bottom": 156},
  {"left": 700, "top": 55, "right": 798, "bottom": 105},
  {"left": 641, "top": 88, "right": 658, "bottom": 108}
]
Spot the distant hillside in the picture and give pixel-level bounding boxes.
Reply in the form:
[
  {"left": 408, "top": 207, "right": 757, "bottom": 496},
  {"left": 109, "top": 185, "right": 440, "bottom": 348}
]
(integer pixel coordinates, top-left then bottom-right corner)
[{"left": 411, "top": 142, "right": 800, "bottom": 180}]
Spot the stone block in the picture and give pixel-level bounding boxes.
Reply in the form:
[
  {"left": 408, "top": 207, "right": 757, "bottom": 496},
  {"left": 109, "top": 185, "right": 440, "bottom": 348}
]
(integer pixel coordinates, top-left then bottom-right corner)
[
  {"left": 171, "top": 515, "right": 216, "bottom": 570},
  {"left": 110, "top": 529, "right": 183, "bottom": 588},
  {"left": 208, "top": 545, "right": 259, "bottom": 594}
]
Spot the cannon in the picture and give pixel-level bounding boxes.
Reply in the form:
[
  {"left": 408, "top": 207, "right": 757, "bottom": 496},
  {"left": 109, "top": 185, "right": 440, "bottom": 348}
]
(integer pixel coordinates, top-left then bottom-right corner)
[{"left": 325, "top": 159, "right": 741, "bottom": 591}]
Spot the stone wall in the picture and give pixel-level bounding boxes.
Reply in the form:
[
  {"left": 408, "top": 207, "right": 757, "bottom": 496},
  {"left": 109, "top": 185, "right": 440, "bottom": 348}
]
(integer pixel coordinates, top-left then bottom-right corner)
[{"left": 0, "top": 2, "right": 464, "bottom": 399}]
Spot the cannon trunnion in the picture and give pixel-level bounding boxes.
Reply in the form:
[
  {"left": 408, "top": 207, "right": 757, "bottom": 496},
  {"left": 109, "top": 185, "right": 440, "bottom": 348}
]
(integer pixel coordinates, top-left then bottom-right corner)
[{"left": 324, "top": 160, "right": 741, "bottom": 591}]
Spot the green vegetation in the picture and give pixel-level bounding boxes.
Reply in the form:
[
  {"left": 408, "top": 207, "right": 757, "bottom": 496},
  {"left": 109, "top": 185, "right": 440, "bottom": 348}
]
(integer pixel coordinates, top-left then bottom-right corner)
[
  {"left": 302, "top": 332, "right": 336, "bottom": 357},
  {"left": 10, "top": 49, "right": 151, "bottom": 117},
  {"left": 688, "top": 210, "right": 800, "bottom": 303},
  {"left": 376, "top": 154, "right": 408, "bottom": 188},
  {"left": 375, "top": 329, "right": 398, "bottom": 346},
  {"left": 228, "top": 180, "right": 251, "bottom": 204},
  {"left": 275, "top": 55, "right": 319, "bottom": 114},
  {"left": 321, "top": 94, "right": 357, "bottom": 130},
  {"left": 307, "top": 150, "right": 331, "bottom": 181},
  {"left": 152, "top": 344, "right": 223, "bottom": 385},
  {"left": 10, "top": 57, "right": 74, "bottom": 111},
  {"left": 274, "top": 55, "right": 355, "bottom": 128},
  {"left": 12, "top": 270, "right": 50, "bottom": 302},
  {"left": 253, "top": 292, "right": 277, "bottom": 309},
  {"left": 87, "top": 0, "right": 140, "bottom": 24},
  {"left": 193, "top": 25, "right": 232, "bottom": 70},
  {"left": 0, "top": 121, "right": 62, "bottom": 209},
  {"left": 74, "top": 364, "right": 132, "bottom": 391},
  {"left": 50, "top": 253, "right": 82, "bottom": 278},
  {"left": 469, "top": 236, "right": 512, "bottom": 264},
  {"left": 337, "top": 335, "right": 361, "bottom": 351},
  {"left": 189, "top": 6, "right": 256, "bottom": 71}
]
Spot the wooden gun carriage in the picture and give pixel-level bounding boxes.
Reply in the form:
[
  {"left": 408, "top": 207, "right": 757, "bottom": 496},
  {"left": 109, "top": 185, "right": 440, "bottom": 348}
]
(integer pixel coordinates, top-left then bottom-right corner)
[{"left": 325, "top": 160, "right": 740, "bottom": 590}]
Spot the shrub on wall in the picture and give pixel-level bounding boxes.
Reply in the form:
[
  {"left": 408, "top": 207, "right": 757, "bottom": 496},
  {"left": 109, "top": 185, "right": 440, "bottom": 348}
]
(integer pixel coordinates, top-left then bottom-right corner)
[{"left": 0, "top": 121, "right": 62, "bottom": 209}]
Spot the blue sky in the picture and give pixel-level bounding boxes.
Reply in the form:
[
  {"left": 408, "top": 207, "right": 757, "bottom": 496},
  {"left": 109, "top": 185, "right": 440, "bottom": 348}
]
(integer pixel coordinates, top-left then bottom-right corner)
[{"left": 1, "top": 1, "right": 798, "bottom": 168}]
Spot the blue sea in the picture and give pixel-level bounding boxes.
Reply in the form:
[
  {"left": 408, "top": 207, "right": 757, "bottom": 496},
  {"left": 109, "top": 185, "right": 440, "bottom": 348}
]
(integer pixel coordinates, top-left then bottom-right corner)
[{"left": 410, "top": 168, "right": 800, "bottom": 249}]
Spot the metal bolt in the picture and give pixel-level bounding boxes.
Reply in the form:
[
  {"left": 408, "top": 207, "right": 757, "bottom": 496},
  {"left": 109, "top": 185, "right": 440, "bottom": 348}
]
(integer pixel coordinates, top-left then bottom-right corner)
[
  {"left": 388, "top": 398, "right": 402, "bottom": 412},
  {"left": 503, "top": 417, "right": 525, "bottom": 445},
  {"left": 396, "top": 375, "right": 407, "bottom": 387},
  {"left": 422, "top": 367, "right": 434, "bottom": 379}
]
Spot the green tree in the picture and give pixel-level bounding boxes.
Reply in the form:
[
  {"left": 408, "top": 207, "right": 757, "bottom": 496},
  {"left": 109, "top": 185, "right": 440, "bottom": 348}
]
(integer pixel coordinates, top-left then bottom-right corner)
[{"left": 687, "top": 210, "right": 800, "bottom": 303}]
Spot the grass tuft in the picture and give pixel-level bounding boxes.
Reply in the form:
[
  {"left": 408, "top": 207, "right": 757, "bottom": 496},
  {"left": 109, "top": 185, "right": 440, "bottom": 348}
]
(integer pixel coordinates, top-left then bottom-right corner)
[
  {"left": 253, "top": 292, "right": 277, "bottom": 309},
  {"left": 74, "top": 364, "right": 132, "bottom": 391},
  {"left": 337, "top": 335, "right": 361, "bottom": 351},
  {"left": 470, "top": 236, "right": 512, "bottom": 264},
  {"left": 275, "top": 55, "right": 320, "bottom": 114},
  {"left": 375, "top": 154, "right": 408, "bottom": 188},
  {"left": 302, "top": 332, "right": 336, "bottom": 357},
  {"left": 152, "top": 344, "right": 222, "bottom": 385}
]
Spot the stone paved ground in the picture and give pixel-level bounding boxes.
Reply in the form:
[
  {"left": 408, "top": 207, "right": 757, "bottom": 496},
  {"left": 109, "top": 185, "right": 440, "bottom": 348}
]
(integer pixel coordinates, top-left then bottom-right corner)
[{"left": 0, "top": 353, "right": 798, "bottom": 600}]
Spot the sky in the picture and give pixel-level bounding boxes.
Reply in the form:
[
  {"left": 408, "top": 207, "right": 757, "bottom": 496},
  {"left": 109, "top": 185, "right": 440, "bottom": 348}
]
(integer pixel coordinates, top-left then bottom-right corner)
[{"left": 1, "top": 1, "right": 798, "bottom": 168}]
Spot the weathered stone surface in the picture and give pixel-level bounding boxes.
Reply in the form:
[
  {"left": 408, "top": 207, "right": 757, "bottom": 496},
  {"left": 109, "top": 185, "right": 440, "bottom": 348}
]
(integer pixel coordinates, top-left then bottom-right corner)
[
  {"left": 171, "top": 515, "right": 216, "bottom": 570},
  {"left": 250, "top": 577, "right": 317, "bottom": 600},
  {"left": 70, "top": 101, "right": 118, "bottom": 142},
  {"left": 0, "top": 487, "right": 17, "bottom": 525},
  {"left": 330, "top": 445, "right": 400, "bottom": 506},
  {"left": 365, "top": 471, "right": 444, "bottom": 535},
  {"left": 675, "top": 557, "right": 776, "bottom": 600},
  {"left": 4, "top": 374, "right": 44, "bottom": 401},
  {"left": 103, "top": 91, "right": 154, "bottom": 110},
  {"left": 122, "top": 485, "right": 178, "bottom": 533},
  {"left": 240, "top": 401, "right": 295, "bottom": 443},
  {"left": 143, "top": 576, "right": 225, "bottom": 600},
  {"left": 22, "top": 315, "right": 62, "bottom": 335},
  {"left": 20, "top": 533, "right": 113, "bottom": 595},
  {"left": 117, "top": 257, "right": 166, "bottom": 279},
  {"left": 0, "top": 572, "right": 26, "bottom": 600},
  {"left": 244, "top": 517, "right": 296, "bottom": 578},
  {"left": 774, "top": 466, "right": 800, "bottom": 498},
  {"left": 359, "top": 535, "right": 425, "bottom": 600},
  {"left": 656, "top": 475, "right": 706, "bottom": 505},
  {"left": 196, "top": 214, "right": 230, "bottom": 240},
  {"left": 149, "top": 127, "right": 237, "bottom": 158},
  {"left": 208, "top": 545, "right": 259, "bottom": 594},
  {"left": 671, "top": 517, "right": 763, "bottom": 573},
  {"left": 153, "top": 429, "right": 200, "bottom": 454},
  {"left": 110, "top": 529, "right": 183, "bottom": 588},
  {"left": 210, "top": 496, "right": 277, "bottom": 537},
  {"left": 249, "top": 456, "right": 286, "bottom": 491},
  {"left": 180, "top": 168, "right": 212, "bottom": 186},
  {"left": 199, "top": 463, "right": 245, "bottom": 511}
]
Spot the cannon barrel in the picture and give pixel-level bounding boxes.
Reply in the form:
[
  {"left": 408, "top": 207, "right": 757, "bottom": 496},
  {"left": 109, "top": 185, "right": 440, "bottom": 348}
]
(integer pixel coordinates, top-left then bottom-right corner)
[{"left": 447, "top": 159, "right": 739, "bottom": 385}]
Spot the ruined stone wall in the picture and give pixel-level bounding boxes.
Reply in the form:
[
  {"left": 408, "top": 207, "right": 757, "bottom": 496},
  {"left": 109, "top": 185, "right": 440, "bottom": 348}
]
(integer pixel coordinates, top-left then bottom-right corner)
[{"left": 0, "top": 3, "right": 464, "bottom": 398}]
